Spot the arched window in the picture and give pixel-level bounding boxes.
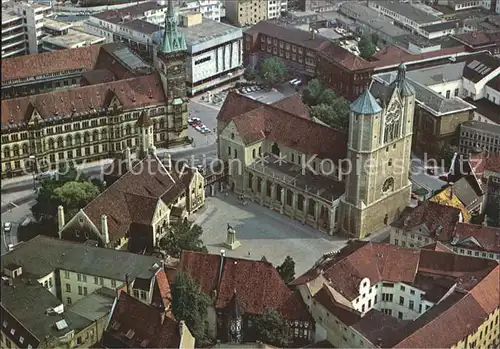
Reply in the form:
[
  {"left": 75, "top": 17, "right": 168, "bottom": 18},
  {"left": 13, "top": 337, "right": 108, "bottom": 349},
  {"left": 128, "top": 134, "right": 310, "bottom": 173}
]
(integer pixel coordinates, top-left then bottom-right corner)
[
  {"left": 271, "top": 142, "right": 280, "bottom": 156},
  {"left": 384, "top": 103, "right": 401, "bottom": 144},
  {"left": 21, "top": 143, "right": 28, "bottom": 155},
  {"left": 83, "top": 132, "right": 90, "bottom": 143},
  {"left": 102, "top": 129, "right": 107, "bottom": 139},
  {"left": 3, "top": 146, "right": 10, "bottom": 158},
  {"left": 66, "top": 135, "right": 72, "bottom": 146},
  {"left": 252, "top": 149, "right": 256, "bottom": 158},
  {"left": 159, "top": 119, "right": 165, "bottom": 129},
  {"left": 57, "top": 137, "right": 64, "bottom": 148},
  {"left": 93, "top": 130, "right": 99, "bottom": 142},
  {"left": 75, "top": 133, "right": 82, "bottom": 145},
  {"left": 13, "top": 145, "right": 20, "bottom": 156},
  {"left": 126, "top": 124, "right": 132, "bottom": 135},
  {"left": 48, "top": 138, "right": 55, "bottom": 149},
  {"left": 382, "top": 177, "right": 394, "bottom": 193}
]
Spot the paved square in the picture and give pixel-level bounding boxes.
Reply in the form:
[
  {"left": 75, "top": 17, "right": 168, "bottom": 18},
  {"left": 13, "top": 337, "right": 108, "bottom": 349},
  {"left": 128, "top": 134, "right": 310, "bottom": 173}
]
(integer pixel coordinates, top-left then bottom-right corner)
[{"left": 193, "top": 194, "right": 348, "bottom": 275}]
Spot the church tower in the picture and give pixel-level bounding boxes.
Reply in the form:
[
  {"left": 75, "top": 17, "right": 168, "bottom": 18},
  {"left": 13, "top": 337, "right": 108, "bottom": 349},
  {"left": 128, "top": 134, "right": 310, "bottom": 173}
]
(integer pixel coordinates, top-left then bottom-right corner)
[
  {"left": 153, "top": 0, "right": 189, "bottom": 147},
  {"left": 340, "top": 64, "right": 416, "bottom": 239},
  {"left": 136, "top": 110, "right": 155, "bottom": 159}
]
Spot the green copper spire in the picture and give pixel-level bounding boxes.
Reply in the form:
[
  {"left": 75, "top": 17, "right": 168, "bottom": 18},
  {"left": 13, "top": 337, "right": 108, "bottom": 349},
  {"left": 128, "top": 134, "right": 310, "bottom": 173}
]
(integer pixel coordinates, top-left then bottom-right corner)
[{"left": 160, "top": 0, "right": 187, "bottom": 53}]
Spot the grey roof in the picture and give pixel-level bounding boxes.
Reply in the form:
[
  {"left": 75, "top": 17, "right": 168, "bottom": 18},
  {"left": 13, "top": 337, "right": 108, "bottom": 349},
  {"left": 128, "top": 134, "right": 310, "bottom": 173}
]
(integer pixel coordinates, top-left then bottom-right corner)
[
  {"left": 1, "top": 236, "right": 162, "bottom": 282},
  {"left": 350, "top": 89, "right": 382, "bottom": 114},
  {"left": 1, "top": 279, "right": 91, "bottom": 344},
  {"left": 121, "top": 19, "right": 161, "bottom": 34},
  {"left": 406, "top": 62, "right": 466, "bottom": 86},
  {"left": 421, "top": 20, "right": 461, "bottom": 33},
  {"left": 453, "top": 176, "right": 483, "bottom": 207},
  {"left": 372, "top": 1, "right": 441, "bottom": 25},
  {"left": 93, "top": 2, "right": 167, "bottom": 21},
  {"left": 460, "top": 120, "right": 500, "bottom": 134},
  {"left": 339, "top": 2, "right": 408, "bottom": 38},
  {"left": 373, "top": 72, "right": 474, "bottom": 116},
  {"left": 68, "top": 289, "right": 115, "bottom": 322}
]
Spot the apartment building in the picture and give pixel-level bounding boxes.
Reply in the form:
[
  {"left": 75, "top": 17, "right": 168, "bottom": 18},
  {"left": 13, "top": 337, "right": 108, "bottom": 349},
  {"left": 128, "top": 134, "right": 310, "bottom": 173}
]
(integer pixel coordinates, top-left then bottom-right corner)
[
  {"left": 292, "top": 241, "right": 500, "bottom": 348},
  {"left": 225, "top": 0, "right": 268, "bottom": 27},
  {"left": 267, "top": 0, "right": 287, "bottom": 19},
  {"left": 459, "top": 121, "right": 500, "bottom": 154},
  {"left": 390, "top": 200, "right": 500, "bottom": 261},
  {"left": 1, "top": 1, "right": 53, "bottom": 59},
  {"left": 1, "top": 236, "right": 169, "bottom": 348},
  {"left": 42, "top": 19, "right": 105, "bottom": 51}
]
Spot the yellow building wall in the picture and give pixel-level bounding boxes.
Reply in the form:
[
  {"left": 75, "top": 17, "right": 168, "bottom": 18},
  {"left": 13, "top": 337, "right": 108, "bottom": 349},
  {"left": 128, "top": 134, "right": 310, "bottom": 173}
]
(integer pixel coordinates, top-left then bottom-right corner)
[{"left": 430, "top": 188, "right": 472, "bottom": 222}]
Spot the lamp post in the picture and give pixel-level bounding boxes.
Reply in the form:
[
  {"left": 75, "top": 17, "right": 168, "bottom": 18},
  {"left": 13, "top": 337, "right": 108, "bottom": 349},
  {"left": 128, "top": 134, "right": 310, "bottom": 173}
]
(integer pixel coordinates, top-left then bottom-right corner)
[{"left": 29, "top": 155, "right": 37, "bottom": 191}]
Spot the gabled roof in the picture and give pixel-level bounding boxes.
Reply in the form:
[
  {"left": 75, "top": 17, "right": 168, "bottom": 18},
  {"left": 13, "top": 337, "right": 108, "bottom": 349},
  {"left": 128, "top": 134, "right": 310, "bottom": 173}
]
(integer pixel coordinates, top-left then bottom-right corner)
[
  {"left": 218, "top": 91, "right": 347, "bottom": 161},
  {"left": 313, "top": 286, "right": 360, "bottom": 325},
  {"left": 1, "top": 44, "right": 103, "bottom": 83},
  {"left": 103, "top": 292, "right": 181, "bottom": 348},
  {"left": 1, "top": 74, "right": 166, "bottom": 128},
  {"left": 453, "top": 223, "right": 500, "bottom": 253},
  {"left": 271, "top": 93, "right": 310, "bottom": 119},
  {"left": 83, "top": 154, "right": 185, "bottom": 242},
  {"left": 179, "top": 251, "right": 310, "bottom": 321},
  {"left": 293, "top": 242, "right": 499, "bottom": 348},
  {"left": 421, "top": 241, "right": 454, "bottom": 253},
  {"left": 430, "top": 187, "right": 472, "bottom": 222},
  {"left": 391, "top": 201, "right": 461, "bottom": 239},
  {"left": 452, "top": 175, "right": 483, "bottom": 208}
]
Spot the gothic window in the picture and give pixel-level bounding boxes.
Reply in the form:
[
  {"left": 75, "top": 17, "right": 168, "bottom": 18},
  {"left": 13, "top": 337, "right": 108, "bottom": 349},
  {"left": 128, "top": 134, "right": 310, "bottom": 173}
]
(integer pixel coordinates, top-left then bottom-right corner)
[
  {"left": 48, "top": 138, "right": 55, "bottom": 149},
  {"left": 126, "top": 125, "right": 132, "bottom": 135},
  {"left": 75, "top": 134, "right": 82, "bottom": 145},
  {"left": 4, "top": 147, "right": 11, "bottom": 158},
  {"left": 83, "top": 132, "right": 90, "bottom": 143},
  {"left": 21, "top": 144, "right": 29, "bottom": 155},
  {"left": 57, "top": 137, "right": 64, "bottom": 148},
  {"left": 93, "top": 130, "right": 99, "bottom": 141},
  {"left": 13, "top": 145, "right": 19, "bottom": 156},
  {"left": 384, "top": 103, "right": 401, "bottom": 143},
  {"left": 102, "top": 129, "right": 108, "bottom": 139},
  {"left": 382, "top": 177, "right": 394, "bottom": 193},
  {"left": 66, "top": 135, "right": 72, "bottom": 146}
]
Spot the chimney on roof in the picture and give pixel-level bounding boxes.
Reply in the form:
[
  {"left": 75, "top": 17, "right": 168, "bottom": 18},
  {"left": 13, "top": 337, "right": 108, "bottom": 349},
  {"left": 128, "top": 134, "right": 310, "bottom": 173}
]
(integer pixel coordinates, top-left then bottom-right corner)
[
  {"left": 58, "top": 205, "right": 65, "bottom": 232},
  {"left": 217, "top": 250, "right": 225, "bottom": 294},
  {"left": 125, "top": 147, "right": 132, "bottom": 172},
  {"left": 125, "top": 274, "right": 131, "bottom": 294},
  {"left": 482, "top": 214, "right": 488, "bottom": 226},
  {"left": 101, "top": 214, "right": 110, "bottom": 246},
  {"left": 449, "top": 186, "right": 454, "bottom": 200},
  {"left": 166, "top": 153, "right": 172, "bottom": 171}
]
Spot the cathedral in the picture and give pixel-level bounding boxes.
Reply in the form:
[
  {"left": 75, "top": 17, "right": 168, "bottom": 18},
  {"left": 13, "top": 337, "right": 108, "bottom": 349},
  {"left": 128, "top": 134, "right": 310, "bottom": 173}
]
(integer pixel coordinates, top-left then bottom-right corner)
[
  {"left": 1, "top": 0, "right": 189, "bottom": 179},
  {"left": 216, "top": 64, "right": 416, "bottom": 239}
]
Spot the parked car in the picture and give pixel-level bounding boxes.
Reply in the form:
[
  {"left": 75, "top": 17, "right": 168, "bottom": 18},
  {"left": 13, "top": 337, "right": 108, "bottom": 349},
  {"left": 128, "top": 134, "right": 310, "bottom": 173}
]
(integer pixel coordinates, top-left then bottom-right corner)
[{"left": 4, "top": 222, "right": 12, "bottom": 232}]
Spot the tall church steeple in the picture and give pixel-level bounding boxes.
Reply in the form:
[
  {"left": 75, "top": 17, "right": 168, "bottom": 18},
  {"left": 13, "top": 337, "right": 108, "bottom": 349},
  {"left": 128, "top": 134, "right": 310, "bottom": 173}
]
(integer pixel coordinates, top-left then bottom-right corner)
[{"left": 161, "top": 0, "right": 187, "bottom": 54}]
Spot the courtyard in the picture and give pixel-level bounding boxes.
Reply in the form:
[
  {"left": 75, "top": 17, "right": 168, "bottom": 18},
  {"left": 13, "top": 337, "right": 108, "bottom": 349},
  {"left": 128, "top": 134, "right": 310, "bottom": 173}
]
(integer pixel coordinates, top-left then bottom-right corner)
[{"left": 193, "top": 193, "right": 348, "bottom": 275}]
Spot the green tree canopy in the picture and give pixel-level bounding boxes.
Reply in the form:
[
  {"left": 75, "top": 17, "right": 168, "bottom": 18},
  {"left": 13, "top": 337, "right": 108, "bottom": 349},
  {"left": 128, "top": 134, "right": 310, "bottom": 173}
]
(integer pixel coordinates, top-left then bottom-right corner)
[
  {"left": 252, "top": 309, "right": 289, "bottom": 347},
  {"left": 276, "top": 256, "right": 295, "bottom": 284},
  {"left": 302, "top": 79, "right": 350, "bottom": 131},
  {"left": 259, "top": 57, "right": 287, "bottom": 86},
  {"left": 171, "top": 271, "right": 210, "bottom": 345},
  {"left": 31, "top": 180, "right": 101, "bottom": 224},
  {"left": 159, "top": 220, "right": 207, "bottom": 258},
  {"left": 358, "top": 34, "right": 376, "bottom": 60},
  {"left": 371, "top": 32, "right": 379, "bottom": 46}
]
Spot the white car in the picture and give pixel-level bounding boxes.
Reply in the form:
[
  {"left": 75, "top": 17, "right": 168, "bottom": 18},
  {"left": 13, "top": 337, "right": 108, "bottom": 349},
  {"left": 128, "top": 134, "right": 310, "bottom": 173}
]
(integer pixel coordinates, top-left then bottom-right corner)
[
  {"left": 194, "top": 126, "right": 202, "bottom": 132},
  {"left": 4, "top": 222, "right": 12, "bottom": 232}
]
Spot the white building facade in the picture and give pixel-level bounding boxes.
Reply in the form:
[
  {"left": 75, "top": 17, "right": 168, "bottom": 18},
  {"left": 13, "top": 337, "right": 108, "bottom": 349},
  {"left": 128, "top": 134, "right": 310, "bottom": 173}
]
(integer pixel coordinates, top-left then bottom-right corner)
[
  {"left": 267, "top": 0, "right": 287, "bottom": 19},
  {"left": 1, "top": 1, "right": 53, "bottom": 58}
]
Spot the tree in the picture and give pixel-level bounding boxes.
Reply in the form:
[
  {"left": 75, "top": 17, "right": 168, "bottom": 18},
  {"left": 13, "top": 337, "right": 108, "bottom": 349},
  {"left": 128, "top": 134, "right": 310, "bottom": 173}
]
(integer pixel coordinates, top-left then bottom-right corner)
[
  {"left": 441, "top": 145, "right": 457, "bottom": 170},
  {"left": 276, "top": 256, "right": 295, "bottom": 284},
  {"left": 302, "top": 78, "right": 325, "bottom": 106},
  {"left": 159, "top": 220, "right": 207, "bottom": 258},
  {"left": 310, "top": 102, "right": 349, "bottom": 132},
  {"left": 259, "top": 57, "right": 286, "bottom": 86},
  {"left": 171, "top": 271, "right": 211, "bottom": 345},
  {"left": 358, "top": 34, "right": 376, "bottom": 60},
  {"left": 253, "top": 309, "right": 289, "bottom": 347},
  {"left": 244, "top": 66, "right": 256, "bottom": 81},
  {"left": 31, "top": 180, "right": 101, "bottom": 224},
  {"left": 486, "top": 196, "right": 500, "bottom": 227},
  {"left": 371, "top": 32, "right": 379, "bottom": 46}
]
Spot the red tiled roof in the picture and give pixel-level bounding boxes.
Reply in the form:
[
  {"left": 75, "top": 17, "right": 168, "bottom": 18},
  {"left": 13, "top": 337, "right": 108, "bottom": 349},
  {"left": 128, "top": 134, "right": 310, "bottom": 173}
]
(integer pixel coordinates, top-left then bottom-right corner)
[
  {"left": 421, "top": 241, "right": 454, "bottom": 253},
  {"left": 313, "top": 286, "right": 360, "bottom": 325},
  {"left": 453, "top": 223, "right": 500, "bottom": 253},
  {"left": 372, "top": 45, "right": 466, "bottom": 69},
  {"left": 452, "top": 30, "right": 500, "bottom": 48},
  {"left": 154, "top": 269, "right": 172, "bottom": 310},
  {"left": 179, "top": 251, "right": 310, "bottom": 321},
  {"left": 485, "top": 153, "right": 500, "bottom": 173},
  {"left": 218, "top": 91, "right": 347, "bottom": 161},
  {"left": 318, "top": 42, "right": 373, "bottom": 71},
  {"left": 1, "top": 44, "right": 103, "bottom": 82},
  {"left": 104, "top": 292, "right": 181, "bottom": 348},
  {"left": 1, "top": 74, "right": 166, "bottom": 126},
  {"left": 271, "top": 93, "right": 310, "bottom": 119},
  {"left": 391, "top": 201, "right": 462, "bottom": 240},
  {"left": 82, "top": 154, "right": 185, "bottom": 242},
  {"left": 294, "top": 242, "right": 499, "bottom": 348}
]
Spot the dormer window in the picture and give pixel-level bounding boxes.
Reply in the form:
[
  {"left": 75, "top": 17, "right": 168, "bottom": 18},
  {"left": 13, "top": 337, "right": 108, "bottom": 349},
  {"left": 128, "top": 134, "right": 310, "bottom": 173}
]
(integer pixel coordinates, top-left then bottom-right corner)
[
  {"left": 10, "top": 328, "right": 15, "bottom": 335},
  {"left": 125, "top": 329, "right": 135, "bottom": 339},
  {"left": 231, "top": 132, "right": 235, "bottom": 140},
  {"left": 111, "top": 320, "right": 121, "bottom": 330},
  {"left": 2, "top": 320, "right": 7, "bottom": 328}
]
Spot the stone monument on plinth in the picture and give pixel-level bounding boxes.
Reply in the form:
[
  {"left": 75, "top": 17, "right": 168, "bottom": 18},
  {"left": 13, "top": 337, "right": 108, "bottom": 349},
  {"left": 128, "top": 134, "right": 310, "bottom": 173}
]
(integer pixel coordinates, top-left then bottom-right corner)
[{"left": 224, "top": 223, "right": 241, "bottom": 250}]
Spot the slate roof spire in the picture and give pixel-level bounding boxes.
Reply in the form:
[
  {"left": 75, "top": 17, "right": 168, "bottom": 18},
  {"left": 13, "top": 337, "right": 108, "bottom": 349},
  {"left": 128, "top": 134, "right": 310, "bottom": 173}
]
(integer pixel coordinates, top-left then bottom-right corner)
[
  {"left": 350, "top": 89, "right": 382, "bottom": 115},
  {"left": 393, "top": 63, "right": 415, "bottom": 97},
  {"left": 160, "top": 0, "right": 187, "bottom": 54}
]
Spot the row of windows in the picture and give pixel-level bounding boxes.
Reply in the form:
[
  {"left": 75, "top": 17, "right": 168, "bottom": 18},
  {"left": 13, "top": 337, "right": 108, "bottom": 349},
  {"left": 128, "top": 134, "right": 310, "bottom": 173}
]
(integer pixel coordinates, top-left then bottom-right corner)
[
  {"left": 64, "top": 271, "right": 117, "bottom": 286},
  {"left": 2, "top": 321, "right": 33, "bottom": 348}
]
